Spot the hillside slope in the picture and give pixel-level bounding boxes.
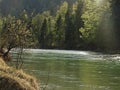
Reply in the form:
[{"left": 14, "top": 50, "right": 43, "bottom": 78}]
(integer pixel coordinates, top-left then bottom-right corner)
[{"left": 0, "top": 0, "right": 77, "bottom": 16}]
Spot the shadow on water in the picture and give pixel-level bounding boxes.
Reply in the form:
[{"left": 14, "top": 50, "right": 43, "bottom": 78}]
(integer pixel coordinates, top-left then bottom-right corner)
[{"left": 14, "top": 49, "right": 120, "bottom": 90}]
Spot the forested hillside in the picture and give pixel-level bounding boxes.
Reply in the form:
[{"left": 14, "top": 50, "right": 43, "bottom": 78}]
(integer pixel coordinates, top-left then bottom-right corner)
[
  {"left": 0, "top": 0, "right": 120, "bottom": 53},
  {"left": 0, "top": 0, "right": 77, "bottom": 16}
]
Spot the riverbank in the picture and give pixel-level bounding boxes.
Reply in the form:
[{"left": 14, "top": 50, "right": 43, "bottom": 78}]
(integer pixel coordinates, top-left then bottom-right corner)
[{"left": 0, "top": 58, "right": 39, "bottom": 90}]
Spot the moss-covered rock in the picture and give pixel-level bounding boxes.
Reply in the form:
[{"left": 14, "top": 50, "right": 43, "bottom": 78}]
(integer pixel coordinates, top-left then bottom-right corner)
[{"left": 0, "top": 58, "right": 39, "bottom": 90}]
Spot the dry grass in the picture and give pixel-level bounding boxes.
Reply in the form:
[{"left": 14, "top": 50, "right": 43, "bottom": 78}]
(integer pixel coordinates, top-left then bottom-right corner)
[{"left": 0, "top": 58, "right": 39, "bottom": 90}]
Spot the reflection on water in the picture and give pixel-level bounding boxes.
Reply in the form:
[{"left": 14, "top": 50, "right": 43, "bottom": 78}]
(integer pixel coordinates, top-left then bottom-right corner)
[{"left": 21, "top": 49, "right": 120, "bottom": 90}]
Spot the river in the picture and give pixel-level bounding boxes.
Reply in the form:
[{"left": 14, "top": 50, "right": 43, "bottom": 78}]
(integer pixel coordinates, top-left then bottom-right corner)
[{"left": 18, "top": 49, "right": 120, "bottom": 90}]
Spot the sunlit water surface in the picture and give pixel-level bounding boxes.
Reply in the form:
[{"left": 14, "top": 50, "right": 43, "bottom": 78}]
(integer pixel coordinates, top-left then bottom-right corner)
[{"left": 15, "top": 49, "right": 120, "bottom": 90}]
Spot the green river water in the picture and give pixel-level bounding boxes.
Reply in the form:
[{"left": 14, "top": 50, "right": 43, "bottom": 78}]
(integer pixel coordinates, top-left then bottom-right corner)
[{"left": 19, "top": 49, "right": 120, "bottom": 90}]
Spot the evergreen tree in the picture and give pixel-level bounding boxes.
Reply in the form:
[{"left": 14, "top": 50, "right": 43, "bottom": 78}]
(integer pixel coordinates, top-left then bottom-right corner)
[
  {"left": 55, "top": 1, "right": 68, "bottom": 49},
  {"left": 80, "top": 0, "right": 110, "bottom": 49},
  {"left": 111, "top": 0, "right": 120, "bottom": 49},
  {"left": 72, "top": 0, "right": 84, "bottom": 49},
  {"left": 45, "top": 18, "right": 53, "bottom": 48},
  {"left": 64, "top": 7, "right": 74, "bottom": 49},
  {"left": 39, "top": 19, "right": 47, "bottom": 48},
  {"left": 55, "top": 15, "right": 65, "bottom": 48}
]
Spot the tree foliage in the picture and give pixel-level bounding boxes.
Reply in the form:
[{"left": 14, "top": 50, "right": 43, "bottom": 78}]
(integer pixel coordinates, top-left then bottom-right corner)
[
  {"left": 0, "top": 15, "right": 33, "bottom": 61},
  {"left": 0, "top": 0, "right": 120, "bottom": 53},
  {"left": 110, "top": 0, "right": 120, "bottom": 50},
  {"left": 80, "top": 0, "right": 110, "bottom": 42}
]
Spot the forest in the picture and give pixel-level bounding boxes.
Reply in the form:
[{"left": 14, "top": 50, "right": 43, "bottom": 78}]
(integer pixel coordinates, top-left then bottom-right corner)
[
  {"left": 0, "top": 0, "right": 120, "bottom": 54},
  {"left": 0, "top": 0, "right": 77, "bottom": 16}
]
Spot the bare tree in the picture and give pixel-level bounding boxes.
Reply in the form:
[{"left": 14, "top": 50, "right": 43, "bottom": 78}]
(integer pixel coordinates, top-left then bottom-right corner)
[{"left": 0, "top": 15, "right": 33, "bottom": 69}]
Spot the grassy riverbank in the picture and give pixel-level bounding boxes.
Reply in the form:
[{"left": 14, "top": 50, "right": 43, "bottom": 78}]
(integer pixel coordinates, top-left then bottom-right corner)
[{"left": 0, "top": 58, "right": 39, "bottom": 90}]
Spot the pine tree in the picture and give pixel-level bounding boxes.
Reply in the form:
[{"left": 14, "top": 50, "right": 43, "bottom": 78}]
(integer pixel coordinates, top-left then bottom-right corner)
[
  {"left": 72, "top": 0, "right": 84, "bottom": 49},
  {"left": 64, "top": 7, "right": 74, "bottom": 49},
  {"left": 111, "top": 0, "right": 120, "bottom": 49},
  {"left": 39, "top": 19, "right": 47, "bottom": 48}
]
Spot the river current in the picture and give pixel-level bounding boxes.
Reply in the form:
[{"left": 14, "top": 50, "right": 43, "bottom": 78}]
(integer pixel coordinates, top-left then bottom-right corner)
[{"left": 15, "top": 49, "right": 120, "bottom": 90}]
